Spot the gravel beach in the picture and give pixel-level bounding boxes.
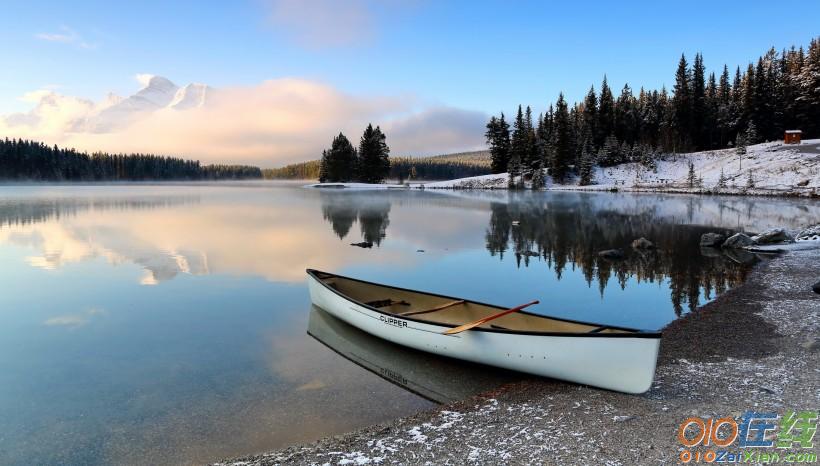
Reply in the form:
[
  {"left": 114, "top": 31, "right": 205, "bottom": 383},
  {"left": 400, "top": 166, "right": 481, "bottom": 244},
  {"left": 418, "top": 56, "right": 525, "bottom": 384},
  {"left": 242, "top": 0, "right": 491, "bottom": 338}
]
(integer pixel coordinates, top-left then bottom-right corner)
[{"left": 218, "top": 249, "right": 820, "bottom": 466}]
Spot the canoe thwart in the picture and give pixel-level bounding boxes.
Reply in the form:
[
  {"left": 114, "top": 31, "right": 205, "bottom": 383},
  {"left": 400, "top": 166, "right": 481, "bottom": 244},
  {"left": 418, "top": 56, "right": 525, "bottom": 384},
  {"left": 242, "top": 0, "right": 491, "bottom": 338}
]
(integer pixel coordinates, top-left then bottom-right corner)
[
  {"left": 443, "top": 300, "right": 539, "bottom": 335},
  {"left": 400, "top": 299, "right": 466, "bottom": 317}
]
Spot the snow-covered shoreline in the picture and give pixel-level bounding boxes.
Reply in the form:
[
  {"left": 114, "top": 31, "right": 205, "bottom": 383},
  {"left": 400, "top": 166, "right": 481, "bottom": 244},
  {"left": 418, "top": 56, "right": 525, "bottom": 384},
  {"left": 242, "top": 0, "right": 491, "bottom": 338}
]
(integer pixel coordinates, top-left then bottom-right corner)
[
  {"left": 423, "top": 140, "right": 820, "bottom": 196},
  {"left": 308, "top": 140, "right": 820, "bottom": 196}
]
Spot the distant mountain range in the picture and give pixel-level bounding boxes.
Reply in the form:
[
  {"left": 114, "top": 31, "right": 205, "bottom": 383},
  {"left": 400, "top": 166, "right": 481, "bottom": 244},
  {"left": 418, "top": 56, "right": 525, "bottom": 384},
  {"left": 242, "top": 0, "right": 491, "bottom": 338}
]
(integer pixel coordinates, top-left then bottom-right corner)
[{"left": 80, "top": 76, "right": 212, "bottom": 132}]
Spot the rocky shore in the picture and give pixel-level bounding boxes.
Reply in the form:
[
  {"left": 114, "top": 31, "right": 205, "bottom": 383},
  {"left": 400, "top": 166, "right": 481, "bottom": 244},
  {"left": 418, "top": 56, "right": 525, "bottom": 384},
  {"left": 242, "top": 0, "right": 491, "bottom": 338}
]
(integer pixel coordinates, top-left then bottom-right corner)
[{"left": 218, "top": 249, "right": 819, "bottom": 466}]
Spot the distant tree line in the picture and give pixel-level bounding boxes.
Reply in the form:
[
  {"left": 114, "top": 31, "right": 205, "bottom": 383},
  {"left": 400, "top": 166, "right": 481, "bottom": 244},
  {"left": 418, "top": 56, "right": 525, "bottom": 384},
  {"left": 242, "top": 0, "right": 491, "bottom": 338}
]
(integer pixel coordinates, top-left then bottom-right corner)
[
  {"left": 0, "top": 138, "right": 262, "bottom": 181},
  {"left": 263, "top": 160, "right": 322, "bottom": 180},
  {"left": 390, "top": 156, "right": 489, "bottom": 182},
  {"left": 486, "top": 37, "right": 820, "bottom": 186},
  {"left": 319, "top": 124, "right": 391, "bottom": 183},
  {"left": 265, "top": 152, "right": 492, "bottom": 181}
]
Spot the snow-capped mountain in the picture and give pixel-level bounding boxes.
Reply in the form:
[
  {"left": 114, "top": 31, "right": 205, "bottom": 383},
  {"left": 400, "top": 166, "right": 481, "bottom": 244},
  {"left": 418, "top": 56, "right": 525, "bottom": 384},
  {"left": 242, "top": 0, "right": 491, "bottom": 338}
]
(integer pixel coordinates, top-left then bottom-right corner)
[
  {"left": 82, "top": 76, "right": 211, "bottom": 132},
  {"left": 169, "top": 83, "right": 211, "bottom": 110}
]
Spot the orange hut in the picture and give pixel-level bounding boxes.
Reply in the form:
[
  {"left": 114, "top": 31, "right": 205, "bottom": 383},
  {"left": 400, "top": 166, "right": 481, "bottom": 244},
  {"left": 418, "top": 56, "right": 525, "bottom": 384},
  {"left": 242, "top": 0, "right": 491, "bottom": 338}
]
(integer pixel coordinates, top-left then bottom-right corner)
[{"left": 785, "top": 130, "right": 802, "bottom": 144}]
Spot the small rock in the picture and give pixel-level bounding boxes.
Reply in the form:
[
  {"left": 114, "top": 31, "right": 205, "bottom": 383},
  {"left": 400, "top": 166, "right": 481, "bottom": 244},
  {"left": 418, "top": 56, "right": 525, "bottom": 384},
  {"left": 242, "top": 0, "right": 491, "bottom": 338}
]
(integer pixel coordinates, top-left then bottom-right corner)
[
  {"left": 631, "top": 237, "right": 655, "bottom": 249},
  {"left": 416, "top": 249, "right": 425, "bottom": 253},
  {"left": 813, "top": 280, "right": 820, "bottom": 294},
  {"left": 796, "top": 224, "right": 820, "bottom": 242},
  {"left": 598, "top": 249, "right": 625, "bottom": 260},
  {"left": 722, "top": 233, "right": 754, "bottom": 249},
  {"left": 511, "top": 220, "right": 521, "bottom": 226},
  {"left": 518, "top": 250, "right": 539, "bottom": 257},
  {"left": 350, "top": 241, "right": 373, "bottom": 248},
  {"left": 752, "top": 228, "right": 790, "bottom": 244},
  {"left": 612, "top": 415, "right": 636, "bottom": 422},
  {"left": 700, "top": 232, "right": 726, "bottom": 247}
]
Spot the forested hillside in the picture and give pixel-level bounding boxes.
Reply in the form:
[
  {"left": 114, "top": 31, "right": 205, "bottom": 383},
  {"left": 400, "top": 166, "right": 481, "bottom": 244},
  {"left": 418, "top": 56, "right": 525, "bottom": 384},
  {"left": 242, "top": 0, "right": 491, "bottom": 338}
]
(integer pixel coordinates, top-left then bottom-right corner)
[
  {"left": 486, "top": 37, "right": 820, "bottom": 186},
  {"left": 0, "top": 139, "right": 262, "bottom": 181}
]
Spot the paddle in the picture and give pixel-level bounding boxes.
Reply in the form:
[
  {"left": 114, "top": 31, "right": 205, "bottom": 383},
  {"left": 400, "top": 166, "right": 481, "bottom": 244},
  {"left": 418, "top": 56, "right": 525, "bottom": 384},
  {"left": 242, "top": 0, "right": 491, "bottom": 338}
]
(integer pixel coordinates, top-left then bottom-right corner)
[
  {"left": 401, "top": 300, "right": 465, "bottom": 316},
  {"left": 443, "top": 300, "right": 539, "bottom": 335}
]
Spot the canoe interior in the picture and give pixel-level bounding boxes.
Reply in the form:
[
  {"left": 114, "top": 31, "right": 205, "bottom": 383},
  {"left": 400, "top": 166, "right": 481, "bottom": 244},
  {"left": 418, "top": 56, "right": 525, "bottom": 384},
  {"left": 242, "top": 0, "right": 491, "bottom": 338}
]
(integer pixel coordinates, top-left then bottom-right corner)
[{"left": 315, "top": 271, "right": 638, "bottom": 335}]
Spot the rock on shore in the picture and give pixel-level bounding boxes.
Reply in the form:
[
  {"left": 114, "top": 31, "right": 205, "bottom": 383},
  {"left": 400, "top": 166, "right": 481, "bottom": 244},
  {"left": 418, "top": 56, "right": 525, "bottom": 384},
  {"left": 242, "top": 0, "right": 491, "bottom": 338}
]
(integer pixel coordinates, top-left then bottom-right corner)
[
  {"left": 722, "top": 232, "right": 754, "bottom": 249},
  {"left": 752, "top": 228, "right": 791, "bottom": 245}
]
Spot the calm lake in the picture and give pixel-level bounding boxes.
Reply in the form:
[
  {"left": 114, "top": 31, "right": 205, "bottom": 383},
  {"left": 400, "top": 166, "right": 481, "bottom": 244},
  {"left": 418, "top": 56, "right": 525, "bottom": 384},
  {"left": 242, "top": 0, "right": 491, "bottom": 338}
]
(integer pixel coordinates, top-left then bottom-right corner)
[{"left": 1, "top": 182, "right": 818, "bottom": 465}]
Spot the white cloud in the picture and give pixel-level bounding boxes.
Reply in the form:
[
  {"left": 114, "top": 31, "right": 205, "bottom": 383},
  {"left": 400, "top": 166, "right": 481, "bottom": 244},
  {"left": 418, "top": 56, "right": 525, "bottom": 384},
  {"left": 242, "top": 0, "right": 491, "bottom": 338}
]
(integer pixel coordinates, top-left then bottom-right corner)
[
  {"left": 385, "top": 107, "right": 488, "bottom": 156},
  {"left": 35, "top": 26, "right": 97, "bottom": 49},
  {"left": 0, "top": 77, "right": 487, "bottom": 167},
  {"left": 44, "top": 308, "right": 106, "bottom": 328}
]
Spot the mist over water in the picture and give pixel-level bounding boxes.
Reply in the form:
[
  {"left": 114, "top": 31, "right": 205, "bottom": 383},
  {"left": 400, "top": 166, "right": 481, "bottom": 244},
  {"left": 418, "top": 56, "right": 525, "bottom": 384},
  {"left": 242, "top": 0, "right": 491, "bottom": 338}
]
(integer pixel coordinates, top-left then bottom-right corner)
[{"left": 1, "top": 182, "right": 818, "bottom": 465}]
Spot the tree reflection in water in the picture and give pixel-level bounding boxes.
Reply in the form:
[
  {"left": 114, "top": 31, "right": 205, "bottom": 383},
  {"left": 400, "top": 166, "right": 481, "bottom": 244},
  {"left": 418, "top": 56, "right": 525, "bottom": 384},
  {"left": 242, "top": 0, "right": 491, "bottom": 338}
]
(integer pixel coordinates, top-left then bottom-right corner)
[
  {"left": 484, "top": 196, "right": 754, "bottom": 316},
  {"left": 320, "top": 192, "right": 391, "bottom": 246}
]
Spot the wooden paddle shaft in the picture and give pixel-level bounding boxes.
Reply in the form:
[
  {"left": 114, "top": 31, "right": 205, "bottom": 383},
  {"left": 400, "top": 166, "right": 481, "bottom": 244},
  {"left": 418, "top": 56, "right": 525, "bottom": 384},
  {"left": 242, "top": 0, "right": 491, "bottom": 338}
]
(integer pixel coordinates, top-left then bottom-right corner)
[{"left": 443, "top": 300, "right": 539, "bottom": 335}]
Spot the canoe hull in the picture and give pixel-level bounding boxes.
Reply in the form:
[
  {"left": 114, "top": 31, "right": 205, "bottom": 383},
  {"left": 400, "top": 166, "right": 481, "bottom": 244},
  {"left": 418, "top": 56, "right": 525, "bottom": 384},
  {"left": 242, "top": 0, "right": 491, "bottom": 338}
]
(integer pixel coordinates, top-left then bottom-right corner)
[{"left": 308, "top": 274, "right": 660, "bottom": 394}]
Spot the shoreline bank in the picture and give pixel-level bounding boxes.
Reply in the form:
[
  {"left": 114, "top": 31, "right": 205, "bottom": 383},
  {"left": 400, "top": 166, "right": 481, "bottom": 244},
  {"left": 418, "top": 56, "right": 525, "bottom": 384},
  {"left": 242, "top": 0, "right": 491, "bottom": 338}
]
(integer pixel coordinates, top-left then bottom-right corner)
[{"left": 218, "top": 249, "right": 819, "bottom": 465}]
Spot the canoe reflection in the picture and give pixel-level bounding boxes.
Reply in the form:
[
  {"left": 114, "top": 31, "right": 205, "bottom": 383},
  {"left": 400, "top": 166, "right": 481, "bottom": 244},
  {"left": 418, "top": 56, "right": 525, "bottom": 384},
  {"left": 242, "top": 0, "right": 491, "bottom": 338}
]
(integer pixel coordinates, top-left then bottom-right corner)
[{"left": 307, "top": 305, "right": 520, "bottom": 404}]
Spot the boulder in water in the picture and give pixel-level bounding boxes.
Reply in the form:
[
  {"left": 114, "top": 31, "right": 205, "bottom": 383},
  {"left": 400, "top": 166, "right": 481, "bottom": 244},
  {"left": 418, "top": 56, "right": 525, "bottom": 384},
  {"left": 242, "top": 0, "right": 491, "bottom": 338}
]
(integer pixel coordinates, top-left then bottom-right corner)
[
  {"left": 700, "top": 233, "right": 726, "bottom": 247},
  {"left": 813, "top": 281, "right": 820, "bottom": 294},
  {"left": 722, "top": 233, "right": 754, "bottom": 249},
  {"left": 350, "top": 241, "right": 373, "bottom": 248}
]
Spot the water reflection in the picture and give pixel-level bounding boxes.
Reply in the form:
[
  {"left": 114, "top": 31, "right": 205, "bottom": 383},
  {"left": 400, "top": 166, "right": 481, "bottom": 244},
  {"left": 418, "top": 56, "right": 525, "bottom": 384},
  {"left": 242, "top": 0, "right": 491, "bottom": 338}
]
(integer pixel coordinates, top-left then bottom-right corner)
[
  {"left": 481, "top": 196, "right": 755, "bottom": 315},
  {"left": 308, "top": 305, "right": 517, "bottom": 404},
  {"left": 2, "top": 184, "right": 820, "bottom": 465},
  {"left": 320, "top": 192, "right": 391, "bottom": 246}
]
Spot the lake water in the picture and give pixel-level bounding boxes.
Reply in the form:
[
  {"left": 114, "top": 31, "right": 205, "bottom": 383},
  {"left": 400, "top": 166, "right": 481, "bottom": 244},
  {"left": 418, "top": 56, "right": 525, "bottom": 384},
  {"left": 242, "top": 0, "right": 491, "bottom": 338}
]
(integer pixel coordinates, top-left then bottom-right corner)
[{"left": 1, "top": 182, "right": 818, "bottom": 465}]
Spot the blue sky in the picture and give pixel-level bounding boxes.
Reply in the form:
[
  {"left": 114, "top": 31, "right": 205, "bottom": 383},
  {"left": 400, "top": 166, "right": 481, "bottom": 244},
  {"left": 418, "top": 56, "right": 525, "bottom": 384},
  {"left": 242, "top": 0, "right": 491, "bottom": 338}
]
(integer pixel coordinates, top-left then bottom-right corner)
[{"left": 1, "top": 0, "right": 817, "bottom": 164}]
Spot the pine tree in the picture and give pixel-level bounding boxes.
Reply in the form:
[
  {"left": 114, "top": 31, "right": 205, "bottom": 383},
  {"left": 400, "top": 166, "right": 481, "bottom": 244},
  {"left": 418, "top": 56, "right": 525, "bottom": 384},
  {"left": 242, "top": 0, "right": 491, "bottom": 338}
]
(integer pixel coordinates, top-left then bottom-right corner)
[
  {"left": 578, "top": 141, "right": 595, "bottom": 186},
  {"left": 746, "top": 170, "right": 755, "bottom": 189},
  {"left": 486, "top": 113, "right": 511, "bottom": 173},
  {"left": 324, "top": 132, "right": 358, "bottom": 182},
  {"left": 736, "top": 131, "right": 747, "bottom": 155},
  {"left": 691, "top": 53, "right": 707, "bottom": 148},
  {"left": 551, "top": 93, "right": 573, "bottom": 182},
  {"left": 745, "top": 121, "right": 758, "bottom": 145},
  {"left": 524, "top": 106, "right": 538, "bottom": 173},
  {"left": 597, "top": 76, "right": 615, "bottom": 146},
  {"left": 687, "top": 161, "right": 696, "bottom": 188},
  {"left": 531, "top": 157, "right": 545, "bottom": 190},
  {"left": 319, "top": 149, "right": 330, "bottom": 182},
  {"left": 717, "top": 168, "right": 728, "bottom": 189},
  {"left": 582, "top": 86, "right": 598, "bottom": 142},
  {"left": 357, "top": 124, "right": 390, "bottom": 183},
  {"left": 673, "top": 54, "right": 692, "bottom": 151},
  {"left": 509, "top": 106, "right": 529, "bottom": 176}
]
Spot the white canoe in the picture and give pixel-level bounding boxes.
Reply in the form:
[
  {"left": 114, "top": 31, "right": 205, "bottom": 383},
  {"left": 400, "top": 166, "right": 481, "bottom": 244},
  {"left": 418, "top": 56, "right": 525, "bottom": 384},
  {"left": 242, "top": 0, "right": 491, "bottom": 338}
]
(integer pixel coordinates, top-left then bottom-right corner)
[{"left": 307, "top": 269, "right": 661, "bottom": 394}]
